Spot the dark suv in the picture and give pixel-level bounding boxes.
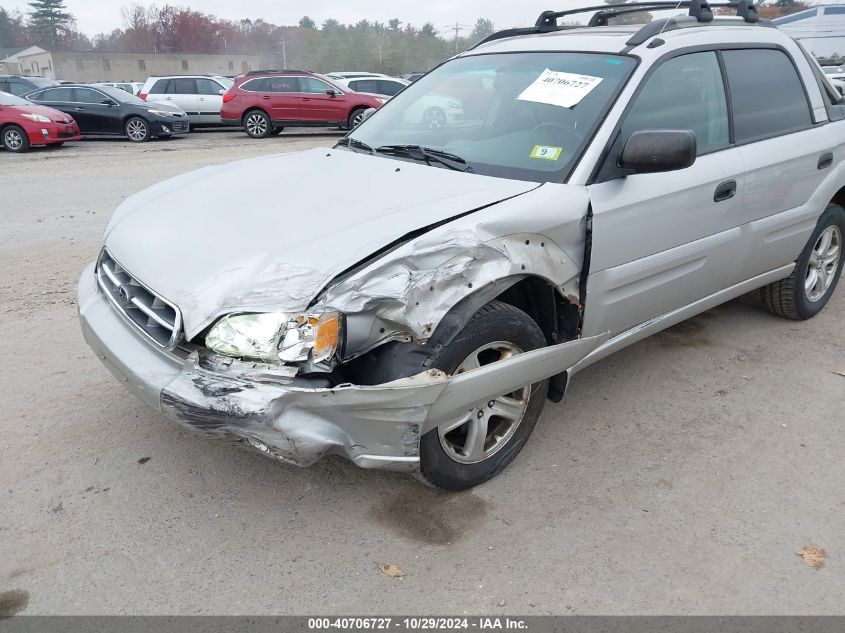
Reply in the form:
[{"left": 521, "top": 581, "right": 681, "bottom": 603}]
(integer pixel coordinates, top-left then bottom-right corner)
[
  {"left": 0, "top": 75, "right": 59, "bottom": 96},
  {"left": 220, "top": 70, "right": 386, "bottom": 138}
]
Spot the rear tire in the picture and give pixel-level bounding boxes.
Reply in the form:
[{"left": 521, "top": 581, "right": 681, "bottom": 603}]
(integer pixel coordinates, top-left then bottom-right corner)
[
  {"left": 760, "top": 204, "right": 844, "bottom": 320},
  {"left": 2, "top": 125, "right": 30, "bottom": 153},
  {"left": 243, "top": 110, "right": 271, "bottom": 138},
  {"left": 125, "top": 117, "right": 150, "bottom": 142}
]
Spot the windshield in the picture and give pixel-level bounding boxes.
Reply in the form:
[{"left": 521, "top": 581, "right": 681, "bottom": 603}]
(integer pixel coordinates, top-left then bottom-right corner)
[
  {"left": 346, "top": 52, "right": 636, "bottom": 182},
  {"left": 0, "top": 91, "right": 30, "bottom": 106}
]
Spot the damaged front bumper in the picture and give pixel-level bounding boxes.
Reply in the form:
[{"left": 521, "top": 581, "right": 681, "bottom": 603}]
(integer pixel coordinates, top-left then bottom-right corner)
[{"left": 78, "top": 262, "right": 608, "bottom": 472}]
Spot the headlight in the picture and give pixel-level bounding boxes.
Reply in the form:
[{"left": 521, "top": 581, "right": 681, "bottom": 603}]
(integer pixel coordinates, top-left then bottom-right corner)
[
  {"left": 21, "top": 112, "right": 50, "bottom": 123},
  {"left": 205, "top": 311, "right": 342, "bottom": 364},
  {"left": 147, "top": 109, "right": 173, "bottom": 117},
  {"left": 205, "top": 313, "right": 288, "bottom": 362}
]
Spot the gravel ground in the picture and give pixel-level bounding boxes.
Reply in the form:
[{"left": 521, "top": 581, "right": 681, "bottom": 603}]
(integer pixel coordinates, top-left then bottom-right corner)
[{"left": 1, "top": 130, "right": 843, "bottom": 616}]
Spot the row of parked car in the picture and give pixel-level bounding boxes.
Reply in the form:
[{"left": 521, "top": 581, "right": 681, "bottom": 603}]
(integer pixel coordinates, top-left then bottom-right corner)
[{"left": 0, "top": 69, "right": 426, "bottom": 152}]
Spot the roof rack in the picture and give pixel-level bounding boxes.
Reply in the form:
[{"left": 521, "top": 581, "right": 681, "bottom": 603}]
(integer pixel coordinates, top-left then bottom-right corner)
[
  {"left": 245, "top": 69, "right": 311, "bottom": 76},
  {"left": 474, "top": 1, "right": 767, "bottom": 48}
]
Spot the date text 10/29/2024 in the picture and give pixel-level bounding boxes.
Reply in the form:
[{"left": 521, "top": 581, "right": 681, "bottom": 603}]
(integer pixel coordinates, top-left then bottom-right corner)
[{"left": 308, "top": 617, "right": 529, "bottom": 631}]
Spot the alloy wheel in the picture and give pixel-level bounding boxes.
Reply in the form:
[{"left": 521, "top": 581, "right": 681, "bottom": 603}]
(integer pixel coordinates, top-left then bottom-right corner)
[
  {"left": 126, "top": 120, "right": 147, "bottom": 141},
  {"left": 4, "top": 129, "right": 23, "bottom": 151},
  {"left": 437, "top": 341, "right": 530, "bottom": 464},
  {"left": 246, "top": 113, "right": 267, "bottom": 137},
  {"left": 805, "top": 225, "right": 842, "bottom": 302}
]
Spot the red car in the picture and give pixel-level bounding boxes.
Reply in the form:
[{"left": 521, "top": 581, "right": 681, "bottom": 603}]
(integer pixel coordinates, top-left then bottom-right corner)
[
  {"left": 0, "top": 90, "right": 80, "bottom": 153},
  {"left": 220, "top": 70, "right": 387, "bottom": 138}
]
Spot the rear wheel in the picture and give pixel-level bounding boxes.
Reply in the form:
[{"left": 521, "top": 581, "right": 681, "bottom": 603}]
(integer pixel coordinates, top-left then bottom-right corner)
[
  {"left": 760, "top": 204, "right": 844, "bottom": 320},
  {"left": 2, "top": 125, "right": 30, "bottom": 153},
  {"left": 243, "top": 110, "right": 271, "bottom": 138},
  {"left": 125, "top": 117, "right": 150, "bottom": 142}
]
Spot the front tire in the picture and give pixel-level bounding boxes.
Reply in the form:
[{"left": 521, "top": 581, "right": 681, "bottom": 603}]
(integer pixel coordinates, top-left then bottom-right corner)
[
  {"left": 125, "top": 117, "right": 150, "bottom": 142},
  {"left": 348, "top": 107, "right": 367, "bottom": 130},
  {"left": 243, "top": 110, "right": 271, "bottom": 138},
  {"left": 2, "top": 125, "right": 30, "bottom": 153},
  {"left": 761, "top": 204, "right": 844, "bottom": 320},
  {"left": 416, "top": 302, "right": 549, "bottom": 490}
]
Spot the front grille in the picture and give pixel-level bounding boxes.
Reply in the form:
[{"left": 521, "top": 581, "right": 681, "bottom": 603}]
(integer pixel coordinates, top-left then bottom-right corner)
[
  {"left": 96, "top": 250, "right": 182, "bottom": 349},
  {"left": 171, "top": 120, "right": 189, "bottom": 132}
]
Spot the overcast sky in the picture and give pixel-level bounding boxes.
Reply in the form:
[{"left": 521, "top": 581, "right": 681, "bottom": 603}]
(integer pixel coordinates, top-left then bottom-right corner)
[{"left": 2, "top": 0, "right": 608, "bottom": 36}]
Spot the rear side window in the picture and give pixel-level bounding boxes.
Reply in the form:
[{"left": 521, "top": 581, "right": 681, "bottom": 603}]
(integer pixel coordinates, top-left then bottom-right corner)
[
  {"left": 267, "top": 77, "right": 298, "bottom": 92},
  {"left": 239, "top": 78, "right": 266, "bottom": 92},
  {"left": 350, "top": 79, "right": 378, "bottom": 93},
  {"left": 0, "top": 81, "right": 11, "bottom": 93},
  {"left": 150, "top": 78, "right": 169, "bottom": 93},
  {"left": 722, "top": 49, "right": 812, "bottom": 142},
  {"left": 621, "top": 51, "right": 729, "bottom": 154},
  {"left": 40, "top": 87, "right": 74, "bottom": 101},
  {"left": 8, "top": 81, "right": 31, "bottom": 96},
  {"left": 173, "top": 78, "right": 197, "bottom": 94}
]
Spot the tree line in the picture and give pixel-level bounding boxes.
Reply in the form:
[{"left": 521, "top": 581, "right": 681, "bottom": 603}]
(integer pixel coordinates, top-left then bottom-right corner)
[{"left": 0, "top": 0, "right": 815, "bottom": 75}]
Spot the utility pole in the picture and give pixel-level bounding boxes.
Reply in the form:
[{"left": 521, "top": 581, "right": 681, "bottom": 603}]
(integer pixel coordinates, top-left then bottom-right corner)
[
  {"left": 444, "top": 22, "right": 471, "bottom": 53},
  {"left": 281, "top": 35, "right": 287, "bottom": 69}
]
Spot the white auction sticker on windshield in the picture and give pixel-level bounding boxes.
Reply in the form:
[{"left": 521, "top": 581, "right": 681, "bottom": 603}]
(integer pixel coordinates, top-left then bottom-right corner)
[{"left": 517, "top": 69, "right": 603, "bottom": 109}]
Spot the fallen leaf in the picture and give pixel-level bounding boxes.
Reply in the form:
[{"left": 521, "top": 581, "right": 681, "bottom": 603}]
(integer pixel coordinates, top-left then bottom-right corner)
[
  {"left": 831, "top": 371, "right": 845, "bottom": 378},
  {"left": 796, "top": 545, "right": 826, "bottom": 570},
  {"left": 741, "top": 375, "right": 753, "bottom": 380},
  {"left": 378, "top": 562, "right": 405, "bottom": 578}
]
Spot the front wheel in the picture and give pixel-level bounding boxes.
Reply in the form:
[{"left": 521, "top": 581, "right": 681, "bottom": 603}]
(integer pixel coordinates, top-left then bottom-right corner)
[
  {"left": 2, "top": 125, "right": 30, "bottom": 153},
  {"left": 348, "top": 107, "right": 367, "bottom": 130},
  {"left": 418, "top": 301, "right": 549, "bottom": 490},
  {"left": 125, "top": 117, "right": 150, "bottom": 142},
  {"left": 760, "top": 204, "right": 844, "bottom": 319}
]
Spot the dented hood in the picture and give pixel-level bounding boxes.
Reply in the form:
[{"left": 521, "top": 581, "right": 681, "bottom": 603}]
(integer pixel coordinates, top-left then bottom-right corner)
[{"left": 103, "top": 147, "right": 539, "bottom": 339}]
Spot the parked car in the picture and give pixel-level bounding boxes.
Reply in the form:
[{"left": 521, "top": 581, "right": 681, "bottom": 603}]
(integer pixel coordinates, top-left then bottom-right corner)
[
  {"left": 95, "top": 81, "right": 143, "bottom": 96},
  {"left": 0, "top": 90, "right": 80, "bottom": 152},
  {"left": 0, "top": 74, "right": 60, "bottom": 96},
  {"left": 326, "top": 71, "right": 392, "bottom": 80},
  {"left": 401, "top": 72, "right": 426, "bottom": 83},
  {"left": 79, "top": 3, "right": 845, "bottom": 490},
  {"left": 139, "top": 75, "right": 234, "bottom": 126},
  {"left": 25, "top": 84, "right": 189, "bottom": 142},
  {"left": 333, "top": 75, "right": 410, "bottom": 97},
  {"left": 220, "top": 70, "right": 387, "bottom": 137}
]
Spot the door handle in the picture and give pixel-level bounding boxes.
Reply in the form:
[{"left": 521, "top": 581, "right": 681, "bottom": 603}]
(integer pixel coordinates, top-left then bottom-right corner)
[
  {"left": 74, "top": 107, "right": 84, "bottom": 111},
  {"left": 714, "top": 180, "right": 737, "bottom": 202},
  {"left": 261, "top": 96, "right": 270, "bottom": 100},
  {"left": 818, "top": 152, "right": 834, "bottom": 170}
]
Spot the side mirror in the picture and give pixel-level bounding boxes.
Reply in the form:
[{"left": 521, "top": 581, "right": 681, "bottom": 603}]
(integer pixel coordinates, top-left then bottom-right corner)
[
  {"left": 326, "top": 88, "right": 340, "bottom": 97},
  {"left": 100, "top": 98, "right": 117, "bottom": 106},
  {"left": 218, "top": 88, "right": 225, "bottom": 96},
  {"left": 620, "top": 129, "right": 696, "bottom": 174}
]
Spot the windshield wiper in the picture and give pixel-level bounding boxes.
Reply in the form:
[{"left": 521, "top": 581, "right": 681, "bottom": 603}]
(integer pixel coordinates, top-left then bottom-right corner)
[
  {"left": 375, "top": 144, "right": 473, "bottom": 172},
  {"left": 335, "top": 137, "right": 374, "bottom": 154}
]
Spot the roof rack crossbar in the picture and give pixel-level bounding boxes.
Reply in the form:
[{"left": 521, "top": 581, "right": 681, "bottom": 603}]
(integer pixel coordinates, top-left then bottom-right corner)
[{"left": 474, "top": 1, "right": 764, "bottom": 50}]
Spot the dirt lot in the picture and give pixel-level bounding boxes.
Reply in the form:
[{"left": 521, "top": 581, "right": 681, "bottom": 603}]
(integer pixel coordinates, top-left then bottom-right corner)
[{"left": 1, "top": 130, "right": 843, "bottom": 615}]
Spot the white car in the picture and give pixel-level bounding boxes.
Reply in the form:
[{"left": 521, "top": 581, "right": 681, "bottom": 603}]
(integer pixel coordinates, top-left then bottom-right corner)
[
  {"left": 94, "top": 81, "right": 143, "bottom": 96},
  {"left": 333, "top": 76, "right": 410, "bottom": 97},
  {"left": 139, "top": 75, "right": 234, "bottom": 126},
  {"left": 326, "top": 71, "right": 392, "bottom": 80}
]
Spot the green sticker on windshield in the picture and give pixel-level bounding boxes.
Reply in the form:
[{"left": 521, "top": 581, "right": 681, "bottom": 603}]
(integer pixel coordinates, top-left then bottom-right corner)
[{"left": 530, "top": 145, "right": 562, "bottom": 160}]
